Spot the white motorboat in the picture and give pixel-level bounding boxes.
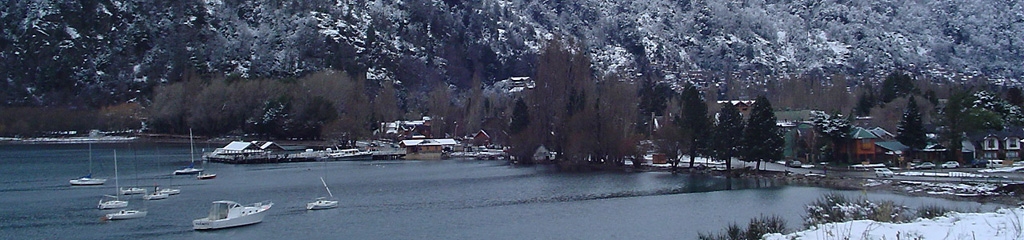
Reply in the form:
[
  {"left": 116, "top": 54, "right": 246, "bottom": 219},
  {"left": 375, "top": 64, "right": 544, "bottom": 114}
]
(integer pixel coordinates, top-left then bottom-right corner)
[
  {"left": 104, "top": 209, "right": 147, "bottom": 220},
  {"left": 71, "top": 143, "right": 106, "bottom": 186},
  {"left": 197, "top": 172, "right": 216, "bottom": 180},
  {"left": 98, "top": 151, "right": 128, "bottom": 209},
  {"left": 143, "top": 191, "right": 168, "bottom": 200},
  {"left": 307, "top": 177, "right": 338, "bottom": 210},
  {"left": 193, "top": 201, "right": 273, "bottom": 230},
  {"left": 327, "top": 148, "right": 373, "bottom": 161},
  {"left": 174, "top": 129, "right": 204, "bottom": 175},
  {"left": 119, "top": 187, "right": 147, "bottom": 195},
  {"left": 70, "top": 174, "right": 106, "bottom": 186}
]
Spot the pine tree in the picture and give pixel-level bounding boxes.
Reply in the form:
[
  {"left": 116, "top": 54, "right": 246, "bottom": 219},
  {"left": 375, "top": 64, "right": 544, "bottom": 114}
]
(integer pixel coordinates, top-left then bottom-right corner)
[
  {"left": 742, "top": 96, "right": 783, "bottom": 171},
  {"left": 813, "top": 111, "right": 851, "bottom": 163},
  {"left": 680, "top": 84, "right": 711, "bottom": 170},
  {"left": 509, "top": 98, "right": 530, "bottom": 135},
  {"left": 896, "top": 97, "right": 927, "bottom": 164},
  {"left": 713, "top": 102, "right": 744, "bottom": 173}
]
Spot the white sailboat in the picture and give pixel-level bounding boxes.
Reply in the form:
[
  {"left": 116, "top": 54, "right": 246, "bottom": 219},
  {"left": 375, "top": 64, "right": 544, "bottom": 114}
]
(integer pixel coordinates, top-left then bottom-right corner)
[
  {"left": 174, "top": 129, "right": 204, "bottom": 175},
  {"left": 119, "top": 187, "right": 147, "bottom": 195},
  {"left": 104, "top": 209, "right": 147, "bottom": 220},
  {"left": 143, "top": 185, "right": 169, "bottom": 200},
  {"left": 98, "top": 150, "right": 128, "bottom": 209},
  {"left": 71, "top": 143, "right": 106, "bottom": 186},
  {"left": 193, "top": 201, "right": 273, "bottom": 230},
  {"left": 306, "top": 177, "right": 338, "bottom": 210}
]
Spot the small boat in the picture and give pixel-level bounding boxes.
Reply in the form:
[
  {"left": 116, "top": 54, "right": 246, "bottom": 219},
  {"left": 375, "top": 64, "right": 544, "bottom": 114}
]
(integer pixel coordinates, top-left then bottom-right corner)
[
  {"left": 327, "top": 148, "right": 373, "bottom": 161},
  {"left": 307, "top": 177, "right": 338, "bottom": 210},
  {"left": 143, "top": 191, "right": 169, "bottom": 200},
  {"left": 193, "top": 201, "right": 273, "bottom": 230},
  {"left": 157, "top": 186, "right": 180, "bottom": 195},
  {"left": 197, "top": 172, "right": 217, "bottom": 180},
  {"left": 71, "top": 143, "right": 106, "bottom": 186},
  {"left": 98, "top": 151, "right": 127, "bottom": 209},
  {"left": 119, "top": 187, "right": 147, "bottom": 195},
  {"left": 104, "top": 209, "right": 147, "bottom": 220},
  {"left": 98, "top": 195, "right": 129, "bottom": 209},
  {"left": 70, "top": 174, "right": 107, "bottom": 186},
  {"left": 174, "top": 129, "right": 205, "bottom": 175},
  {"left": 307, "top": 197, "right": 338, "bottom": 210}
]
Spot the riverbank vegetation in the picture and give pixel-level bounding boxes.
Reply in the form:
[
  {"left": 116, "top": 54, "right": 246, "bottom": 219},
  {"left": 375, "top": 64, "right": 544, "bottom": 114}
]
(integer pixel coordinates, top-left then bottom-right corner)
[{"left": 700, "top": 193, "right": 966, "bottom": 240}]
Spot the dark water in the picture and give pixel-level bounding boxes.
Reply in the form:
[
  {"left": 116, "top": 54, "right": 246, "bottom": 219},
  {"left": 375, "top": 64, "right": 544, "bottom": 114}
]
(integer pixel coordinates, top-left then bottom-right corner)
[{"left": 0, "top": 143, "right": 1004, "bottom": 239}]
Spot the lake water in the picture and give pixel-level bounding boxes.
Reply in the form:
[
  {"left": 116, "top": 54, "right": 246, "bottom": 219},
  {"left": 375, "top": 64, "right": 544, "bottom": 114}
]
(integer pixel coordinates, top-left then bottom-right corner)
[{"left": 0, "top": 143, "right": 1005, "bottom": 239}]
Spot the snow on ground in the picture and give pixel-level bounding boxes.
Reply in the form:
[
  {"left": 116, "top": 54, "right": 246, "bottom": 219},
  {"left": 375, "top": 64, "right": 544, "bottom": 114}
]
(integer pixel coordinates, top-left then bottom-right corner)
[
  {"left": 898, "top": 171, "right": 988, "bottom": 178},
  {"left": 764, "top": 207, "right": 1024, "bottom": 240},
  {"left": 979, "top": 166, "right": 1024, "bottom": 173},
  {"left": 8, "top": 136, "right": 137, "bottom": 143},
  {"left": 898, "top": 181, "right": 1001, "bottom": 196}
]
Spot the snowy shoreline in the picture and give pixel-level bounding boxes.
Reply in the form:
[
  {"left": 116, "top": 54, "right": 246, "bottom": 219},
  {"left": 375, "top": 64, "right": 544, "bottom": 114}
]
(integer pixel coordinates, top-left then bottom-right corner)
[{"left": 764, "top": 207, "right": 1024, "bottom": 240}]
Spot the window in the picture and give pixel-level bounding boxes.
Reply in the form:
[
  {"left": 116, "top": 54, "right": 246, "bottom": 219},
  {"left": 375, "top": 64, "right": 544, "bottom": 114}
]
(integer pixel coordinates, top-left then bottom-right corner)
[
  {"left": 986, "top": 138, "right": 999, "bottom": 150},
  {"left": 1008, "top": 151, "right": 1019, "bottom": 159},
  {"left": 1007, "top": 138, "right": 1020, "bottom": 150},
  {"left": 985, "top": 152, "right": 998, "bottom": 159}
]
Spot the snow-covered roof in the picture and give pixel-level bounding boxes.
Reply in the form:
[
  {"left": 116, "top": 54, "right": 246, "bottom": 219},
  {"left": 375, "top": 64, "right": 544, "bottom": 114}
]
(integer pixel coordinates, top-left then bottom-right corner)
[
  {"left": 223, "top": 141, "right": 256, "bottom": 151},
  {"left": 401, "top": 139, "right": 457, "bottom": 147}
]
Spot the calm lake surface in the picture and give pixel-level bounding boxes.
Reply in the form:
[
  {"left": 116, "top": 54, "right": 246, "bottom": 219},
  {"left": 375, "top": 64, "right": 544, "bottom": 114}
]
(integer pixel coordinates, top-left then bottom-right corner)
[{"left": 0, "top": 143, "right": 1005, "bottom": 239}]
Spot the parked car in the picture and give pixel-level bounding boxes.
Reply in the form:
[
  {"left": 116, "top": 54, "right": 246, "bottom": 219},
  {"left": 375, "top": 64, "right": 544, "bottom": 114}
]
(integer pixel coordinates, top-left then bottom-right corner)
[
  {"left": 941, "top": 161, "right": 960, "bottom": 169},
  {"left": 786, "top": 160, "right": 802, "bottom": 168},
  {"left": 986, "top": 159, "right": 1005, "bottom": 168},
  {"left": 912, "top": 162, "right": 936, "bottom": 169},
  {"left": 967, "top": 160, "right": 988, "bottom": 168},
  {"left": 874, "top": 168, "right": 895, "bottom": 178}
]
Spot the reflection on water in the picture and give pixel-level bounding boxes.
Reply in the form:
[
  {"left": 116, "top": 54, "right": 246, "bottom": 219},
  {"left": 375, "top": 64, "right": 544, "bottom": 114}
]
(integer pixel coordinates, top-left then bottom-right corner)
[{"left": 0, "top": 143, "right": 1004, "bottom": 239}]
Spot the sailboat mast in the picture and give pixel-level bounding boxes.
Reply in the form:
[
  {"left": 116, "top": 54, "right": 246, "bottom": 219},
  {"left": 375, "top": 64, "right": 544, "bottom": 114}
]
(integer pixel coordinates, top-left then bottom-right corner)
[
  {"left": 189, "top": 128, "right": 196, "bottom": 164},
  {"left": 88, "top": 143, "right": 93, "bottom": 176},
  {"left": 114, "top": 150, "right": 119, "bottom": 200},
  {"left": 320, "top": 177, "right": 334, "bottom": 198}
]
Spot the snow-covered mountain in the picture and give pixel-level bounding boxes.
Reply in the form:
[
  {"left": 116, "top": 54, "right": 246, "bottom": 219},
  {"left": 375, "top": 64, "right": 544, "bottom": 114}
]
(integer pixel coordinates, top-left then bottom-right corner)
[{"left": 3, "top": 0, "right": 1022, "bottom": 106}]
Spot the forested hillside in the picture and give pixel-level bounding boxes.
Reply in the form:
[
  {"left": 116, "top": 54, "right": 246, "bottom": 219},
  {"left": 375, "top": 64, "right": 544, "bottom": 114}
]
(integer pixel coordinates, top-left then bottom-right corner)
[{"left": 2, "top": 0, "right": 1022, "bottom": 107}]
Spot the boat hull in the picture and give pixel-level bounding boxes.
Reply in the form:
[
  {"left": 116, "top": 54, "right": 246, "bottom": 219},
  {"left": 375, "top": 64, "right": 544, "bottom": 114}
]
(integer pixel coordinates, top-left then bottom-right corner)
[
  {"left": 306, "top": 200, "right": 338, "bottom": 210},
  {"left": 192, "top": 204, "right": 271, "bottom": 230},
  {"left": 143, "top": 193, "right": 169, "bottom": 200},
  {"left": 119, "top": 187, "right": 146, "bottom": 195},
  {"left": 157, "top": 188, "right": 181, "bottom": 195},
  {"left": 70, "top": 178, "right": 106, "bottom": 185},
  {"left": 174, "top": 168, "right": 203, "bottom": 175},
  {"left": 98, "top": 200, "right": 128, "bottom": 209},
  {"left": 106, "top": 210, "right": 147, "bottom": 220},
  {"left": 197, "top": 173, "right": 216, "bottom": 180}
]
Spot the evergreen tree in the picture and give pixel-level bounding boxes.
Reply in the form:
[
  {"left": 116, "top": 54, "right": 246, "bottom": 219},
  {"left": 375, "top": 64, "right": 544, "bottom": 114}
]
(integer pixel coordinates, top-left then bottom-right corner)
[
  {"left": 940, "top": 90, "right": 1003, "bottom": 163},
  {"left": 880, "top": 71, "right": 916, "bottom": 103},
  {"left": 679, "top": 84, "right": 711, "bottom": 170},
  {"left": 896, "top": 97, "right": 927, "bottom": 163},
  {"left": 854, "top": 92, "right": 874, "bottom": 117},
  {"left": 509, "top": 98, "right": 530, "bottom": 135},
  {"left": 713, "top": 102, "right": 744, "bottom": 173},
  {"left": 1008, "top": 87, "right": 1024, "bottom": 107},
  {"left": 812, "top": 111, "right": 851, "bottom": 163},
  {"left": 742, "top": 96, "right": 783, "bottom": 171}
]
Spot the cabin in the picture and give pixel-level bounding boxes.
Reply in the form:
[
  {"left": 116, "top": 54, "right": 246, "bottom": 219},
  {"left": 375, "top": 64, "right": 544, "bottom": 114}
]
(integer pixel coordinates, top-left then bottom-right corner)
[
  {"left": 471, "top": 130, "right": 491, "bottom": 146},
  {"left": 400, "top": 138, "right": 457, "bottom": 160},
  {"left": 846, "top": 127, "right": 881, "bottom": 163}
]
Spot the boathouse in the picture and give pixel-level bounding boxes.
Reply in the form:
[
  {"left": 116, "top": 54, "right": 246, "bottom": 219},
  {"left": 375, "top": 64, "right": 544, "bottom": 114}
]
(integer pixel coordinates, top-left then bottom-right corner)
[{"left": 400, "top": 139, "right": 457, "bottom": 160}]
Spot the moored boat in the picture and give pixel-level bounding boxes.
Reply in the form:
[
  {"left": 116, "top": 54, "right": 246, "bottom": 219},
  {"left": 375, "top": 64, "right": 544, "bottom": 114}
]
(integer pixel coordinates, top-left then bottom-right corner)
[
  {"left": 143, "top": 191, "right": 168, "bottom": 200},
  {"left": 193, "top": 201, "right": 272, "bottom": 230},
  {"left": 70, "top": 174, "right": 106, "bottom": 186},
  {"left": 119, "top": 187, "right": 147, "bottom": 195},
  {"left": 104, "top": 209, "right": 147, "bottom": 220},
  {"left": 197, "top": 172, "right": 216, "bottom": 180},
  {"left": 306, "top": 197, "right": 338, "bottom": 210}
]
